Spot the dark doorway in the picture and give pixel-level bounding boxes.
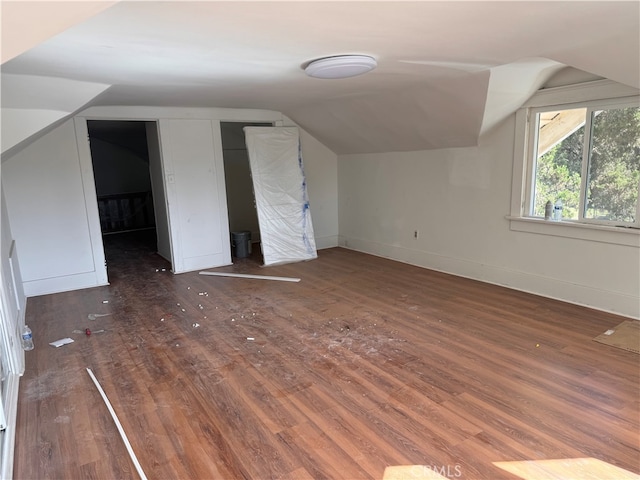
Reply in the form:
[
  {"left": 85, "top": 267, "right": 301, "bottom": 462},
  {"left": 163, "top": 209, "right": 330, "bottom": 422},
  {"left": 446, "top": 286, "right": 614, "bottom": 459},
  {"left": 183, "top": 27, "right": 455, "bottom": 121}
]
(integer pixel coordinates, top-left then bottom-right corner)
[
  {"left": 220, "top": 122, "right": 271, "bottom": 264},
  {"left": 87, "top": 120, "right": 170, "bottom": 276}
]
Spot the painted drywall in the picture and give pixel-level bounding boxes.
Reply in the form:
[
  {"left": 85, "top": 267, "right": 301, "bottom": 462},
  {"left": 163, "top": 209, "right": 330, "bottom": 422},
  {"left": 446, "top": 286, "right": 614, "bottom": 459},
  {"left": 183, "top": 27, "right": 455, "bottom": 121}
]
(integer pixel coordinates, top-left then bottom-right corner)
[
  {"left": 1, "top": 2, "right": 118, "bottom": 63},
  {"left": 2, "top": 120, "right": 105, "bottom": 296},
  {"left": 1, "top": 108, "right": 70, "bottom": 155},
  {"left": 299, "top": 127, "right": 339, "bottom": 250},
  {"left": 338, "top": 114, "right": 639, "bottom": 319},
  {"left": 6, "top": 2, "right": 639, "bottom": 157},
  {"left": 1, "top": 74, "right": 110, "bottom": 155}
]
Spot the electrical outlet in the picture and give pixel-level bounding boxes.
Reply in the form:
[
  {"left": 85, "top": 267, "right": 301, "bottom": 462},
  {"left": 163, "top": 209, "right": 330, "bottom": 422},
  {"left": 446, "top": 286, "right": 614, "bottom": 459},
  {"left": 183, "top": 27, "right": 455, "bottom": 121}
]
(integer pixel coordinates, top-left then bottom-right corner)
[{"left": 414, "top": 230, "right": 419, "bottom": 239}]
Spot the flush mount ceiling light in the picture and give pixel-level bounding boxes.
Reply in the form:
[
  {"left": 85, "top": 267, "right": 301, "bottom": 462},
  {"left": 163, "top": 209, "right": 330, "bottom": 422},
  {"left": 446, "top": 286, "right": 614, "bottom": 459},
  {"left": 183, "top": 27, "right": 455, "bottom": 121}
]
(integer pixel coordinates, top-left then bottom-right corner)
[{"left": 304, "top": 55, "right": 377, "bottom": 79}]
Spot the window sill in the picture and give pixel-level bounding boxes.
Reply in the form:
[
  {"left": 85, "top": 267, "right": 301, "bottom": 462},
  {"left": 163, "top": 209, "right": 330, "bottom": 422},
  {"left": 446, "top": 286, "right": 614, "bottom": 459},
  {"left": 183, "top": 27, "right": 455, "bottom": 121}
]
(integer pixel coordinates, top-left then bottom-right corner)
[{"left": 506, "top": 216, "right": 640, "bottom": 247}]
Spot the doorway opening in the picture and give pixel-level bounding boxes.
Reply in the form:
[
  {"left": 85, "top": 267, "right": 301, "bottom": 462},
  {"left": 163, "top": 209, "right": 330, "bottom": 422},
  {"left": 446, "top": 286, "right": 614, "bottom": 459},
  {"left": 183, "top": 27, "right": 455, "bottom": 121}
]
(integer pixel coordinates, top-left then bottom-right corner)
[
  {"left": 220, "top": 122, "right": 271, "bottom": 265},
  {"left": 87, "top": 120, "right": 171, "bottom": 279}
]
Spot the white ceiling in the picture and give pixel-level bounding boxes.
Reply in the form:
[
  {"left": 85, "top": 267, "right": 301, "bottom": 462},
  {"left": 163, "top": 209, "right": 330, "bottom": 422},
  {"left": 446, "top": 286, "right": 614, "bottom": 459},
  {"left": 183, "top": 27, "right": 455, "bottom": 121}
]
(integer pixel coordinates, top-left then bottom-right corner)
[{"left": 2, "top": 1, "right": 639, "bottom": 154}]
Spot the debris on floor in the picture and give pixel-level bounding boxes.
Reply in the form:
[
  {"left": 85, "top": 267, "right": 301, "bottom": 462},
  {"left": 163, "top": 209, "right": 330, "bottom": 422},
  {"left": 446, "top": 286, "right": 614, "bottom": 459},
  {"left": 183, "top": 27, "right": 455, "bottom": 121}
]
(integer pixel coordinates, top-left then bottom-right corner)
[
  {"left": 85, "top": 329, "right": 106, "bottom": 336},
  {"left": 49, "top": 338, "right": 74, "bottom": 348},
  {"left": 86, "top": 368, "right": 148, "bottom": 480},
  {"left": 88, "top": 313, "right": 111, "bottom": 321},
  {"left": 199, "top": 271, "right": 301, "bottom": 282}
]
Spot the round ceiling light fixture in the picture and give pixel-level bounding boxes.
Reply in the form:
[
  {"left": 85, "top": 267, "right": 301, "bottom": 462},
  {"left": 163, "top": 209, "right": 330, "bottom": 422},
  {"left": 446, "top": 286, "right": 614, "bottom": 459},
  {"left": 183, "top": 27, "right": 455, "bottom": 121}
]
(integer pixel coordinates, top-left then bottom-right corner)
[{"left": 304, "top": 55, "right": 377, "bottom": 79}]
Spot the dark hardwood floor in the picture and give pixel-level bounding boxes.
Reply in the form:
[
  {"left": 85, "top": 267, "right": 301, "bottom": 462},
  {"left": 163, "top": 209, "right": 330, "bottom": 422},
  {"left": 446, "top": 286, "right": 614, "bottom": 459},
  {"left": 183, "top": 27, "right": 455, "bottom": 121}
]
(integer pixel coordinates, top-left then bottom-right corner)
[{"left": 13, "top": 231, "right": 640, "bottom": 479}]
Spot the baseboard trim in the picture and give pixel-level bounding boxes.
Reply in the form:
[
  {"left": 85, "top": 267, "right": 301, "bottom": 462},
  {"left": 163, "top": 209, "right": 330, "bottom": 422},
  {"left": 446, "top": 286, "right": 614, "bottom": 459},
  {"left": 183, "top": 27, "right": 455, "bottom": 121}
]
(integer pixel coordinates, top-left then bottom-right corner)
[
  {"left": 340, "top": 236, "right": 639, "bottom": 320},
  {"left": 315, "top": 235, "right": 339, "bottom": 250},
  {"left": 24, "top": 271, "right": 108, "bottom": 297}
]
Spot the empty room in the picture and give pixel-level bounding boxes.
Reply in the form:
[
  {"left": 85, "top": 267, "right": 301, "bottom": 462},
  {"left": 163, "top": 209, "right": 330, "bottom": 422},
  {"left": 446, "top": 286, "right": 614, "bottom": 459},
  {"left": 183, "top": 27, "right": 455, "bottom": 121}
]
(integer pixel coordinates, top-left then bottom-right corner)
[{"left": 1, "top": 2, "right": 638, "bottom": 479}]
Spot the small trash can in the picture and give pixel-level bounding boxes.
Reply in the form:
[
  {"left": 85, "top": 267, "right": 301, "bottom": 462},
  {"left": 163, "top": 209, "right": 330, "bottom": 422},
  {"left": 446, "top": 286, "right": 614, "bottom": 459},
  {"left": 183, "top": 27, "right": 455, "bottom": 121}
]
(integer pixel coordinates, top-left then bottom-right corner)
[{"left": 231, "top": 231, "right": 251, "bottom": 258}]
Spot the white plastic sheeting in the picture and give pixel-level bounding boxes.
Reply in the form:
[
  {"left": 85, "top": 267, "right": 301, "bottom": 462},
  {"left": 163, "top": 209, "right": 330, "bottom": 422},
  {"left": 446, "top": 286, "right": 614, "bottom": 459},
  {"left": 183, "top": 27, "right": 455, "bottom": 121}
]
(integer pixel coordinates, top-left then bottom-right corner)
[{"left": 244, "top": 127, "right": 317, "bottom": 266}]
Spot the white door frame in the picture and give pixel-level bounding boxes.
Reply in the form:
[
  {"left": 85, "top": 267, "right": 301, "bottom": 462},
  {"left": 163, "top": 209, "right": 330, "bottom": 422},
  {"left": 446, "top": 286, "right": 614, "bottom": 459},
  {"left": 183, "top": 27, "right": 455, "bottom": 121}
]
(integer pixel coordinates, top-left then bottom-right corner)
[
  {"left": 74, "top": 117, "right": 109, "bottom": 285},
  {"left": 74, "top": 117, "right": 175, "bottom": 280}
]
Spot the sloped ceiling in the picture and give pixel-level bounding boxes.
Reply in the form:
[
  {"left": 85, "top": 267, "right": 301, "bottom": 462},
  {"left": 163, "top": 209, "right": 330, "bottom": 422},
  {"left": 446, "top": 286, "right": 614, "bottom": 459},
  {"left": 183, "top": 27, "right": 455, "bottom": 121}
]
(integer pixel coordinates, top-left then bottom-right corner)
[{"left": 2, "top": 1, "right": 639, "bottom": 155}]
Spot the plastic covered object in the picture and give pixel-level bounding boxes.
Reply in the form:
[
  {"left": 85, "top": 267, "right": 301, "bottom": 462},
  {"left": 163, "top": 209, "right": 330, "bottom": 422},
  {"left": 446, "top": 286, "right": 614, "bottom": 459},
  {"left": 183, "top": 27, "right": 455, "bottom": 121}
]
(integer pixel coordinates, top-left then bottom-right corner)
[{"left": 244, "top": 127, "right": 317, "bottom": 266}]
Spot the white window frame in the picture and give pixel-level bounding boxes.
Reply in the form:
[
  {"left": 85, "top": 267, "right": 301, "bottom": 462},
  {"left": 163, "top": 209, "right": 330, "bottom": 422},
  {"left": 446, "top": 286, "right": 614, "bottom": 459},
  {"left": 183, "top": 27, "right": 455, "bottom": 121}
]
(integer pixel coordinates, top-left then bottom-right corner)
[{"left": 508, "top": 80, "right": 640, "bottom": 248}]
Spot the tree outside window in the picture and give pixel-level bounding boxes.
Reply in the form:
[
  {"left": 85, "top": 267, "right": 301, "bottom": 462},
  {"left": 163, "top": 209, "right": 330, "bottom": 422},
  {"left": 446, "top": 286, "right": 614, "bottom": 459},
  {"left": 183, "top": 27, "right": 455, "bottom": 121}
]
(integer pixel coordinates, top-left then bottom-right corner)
[{"left": 531, "top": 104, "right": 639, "bottom": 226}]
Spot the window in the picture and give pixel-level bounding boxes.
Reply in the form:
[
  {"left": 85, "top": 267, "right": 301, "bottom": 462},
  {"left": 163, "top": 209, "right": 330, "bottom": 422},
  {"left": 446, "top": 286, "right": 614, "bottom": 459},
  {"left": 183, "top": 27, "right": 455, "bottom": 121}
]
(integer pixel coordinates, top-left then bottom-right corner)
[
  {"left": 529, "top": 100, "right": 640, "bottom": 227},
  {"left": 509, "top": 80, "right": 640, "bottom": 247}
]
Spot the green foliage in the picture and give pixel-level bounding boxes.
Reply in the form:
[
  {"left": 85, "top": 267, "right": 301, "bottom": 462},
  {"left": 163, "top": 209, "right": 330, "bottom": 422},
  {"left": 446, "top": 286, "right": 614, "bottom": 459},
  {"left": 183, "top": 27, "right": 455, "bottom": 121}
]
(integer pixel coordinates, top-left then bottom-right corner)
[
  {"left": 534, "top": 106, "right": 640, "bottom": 223},
  {"left": 534, "top": 128, "right": 583, "bottom": 219},
  {"left": 585, "top": 107, "right": 640, "bottom": 222}
]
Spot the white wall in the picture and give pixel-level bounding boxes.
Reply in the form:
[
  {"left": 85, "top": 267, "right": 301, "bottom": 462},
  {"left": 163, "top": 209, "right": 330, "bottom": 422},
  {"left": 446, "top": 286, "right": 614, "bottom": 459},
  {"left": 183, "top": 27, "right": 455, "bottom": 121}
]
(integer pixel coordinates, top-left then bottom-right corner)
[
  {"left": 1, "top": 2, "right": 117, "bottom": 63},
  {"left": 338, "top": 116, "right": 640, "bottom": 319},
  {"left": 1, "top": 74, "right": 110, "bottom": 155},
  {"left": 2, "top": 119, "right": 107, "bottom": 296},
  {"left": 300, "top": 127, "right": 339, "bottom": 249}
]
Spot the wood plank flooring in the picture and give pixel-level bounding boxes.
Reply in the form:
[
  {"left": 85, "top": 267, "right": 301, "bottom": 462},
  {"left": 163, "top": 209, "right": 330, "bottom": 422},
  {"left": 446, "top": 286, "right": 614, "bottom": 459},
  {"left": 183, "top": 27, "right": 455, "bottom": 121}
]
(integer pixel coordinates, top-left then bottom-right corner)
[{"left": 13, "top": 231, "right": 640, "bottom": 479}]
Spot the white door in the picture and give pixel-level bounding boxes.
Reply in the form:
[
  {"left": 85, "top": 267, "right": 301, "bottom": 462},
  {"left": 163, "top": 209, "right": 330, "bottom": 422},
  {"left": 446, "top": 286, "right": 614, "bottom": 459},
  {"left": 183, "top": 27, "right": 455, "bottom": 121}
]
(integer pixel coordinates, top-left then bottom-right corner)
[
  {"left": 159, "top": 119, "right": 231, "bottom": 272},
  {"left": 145, "top": 122, "right": 173, "bottom": 263}
]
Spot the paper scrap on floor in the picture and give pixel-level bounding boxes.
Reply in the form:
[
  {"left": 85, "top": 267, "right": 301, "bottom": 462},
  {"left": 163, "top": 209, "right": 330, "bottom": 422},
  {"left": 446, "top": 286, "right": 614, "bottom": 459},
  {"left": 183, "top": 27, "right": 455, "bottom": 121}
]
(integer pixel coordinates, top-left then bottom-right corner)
[
  {"left": 593, "top": 320, "right": 639, "bottom": 354},
  {"left": 49, "top": 338, "right": 75, "bottom": 348}
]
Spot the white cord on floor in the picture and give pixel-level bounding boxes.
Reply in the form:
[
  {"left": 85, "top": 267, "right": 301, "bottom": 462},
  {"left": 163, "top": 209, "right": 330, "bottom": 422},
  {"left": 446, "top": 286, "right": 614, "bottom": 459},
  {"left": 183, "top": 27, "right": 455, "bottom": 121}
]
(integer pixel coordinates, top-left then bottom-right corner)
[{"left": 86, "top": 368, "right": 148, "bottom": 480}]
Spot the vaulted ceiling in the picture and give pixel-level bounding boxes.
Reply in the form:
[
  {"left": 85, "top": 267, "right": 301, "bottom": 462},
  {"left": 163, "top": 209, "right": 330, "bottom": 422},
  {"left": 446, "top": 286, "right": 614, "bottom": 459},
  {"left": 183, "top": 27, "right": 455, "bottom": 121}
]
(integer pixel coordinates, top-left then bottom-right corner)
[{"left": 2, "top": 1, "right": 639, "bottom": 156}]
